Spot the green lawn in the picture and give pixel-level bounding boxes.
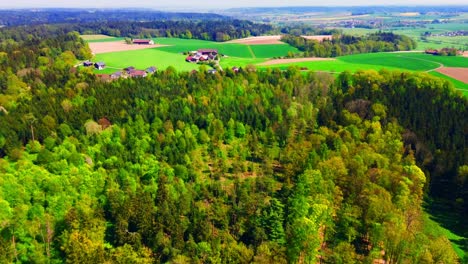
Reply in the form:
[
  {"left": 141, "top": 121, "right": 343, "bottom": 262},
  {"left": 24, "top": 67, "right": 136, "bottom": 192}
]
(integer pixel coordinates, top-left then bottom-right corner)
[
  {"left": 424, "top": 213, "right": 466, "bottom": 260},
  {"left": 93, "top": 48, "right": 200, "bottom": 72},
  {"left": 249, "top": 44, "right": 300, "bottom": 58}
]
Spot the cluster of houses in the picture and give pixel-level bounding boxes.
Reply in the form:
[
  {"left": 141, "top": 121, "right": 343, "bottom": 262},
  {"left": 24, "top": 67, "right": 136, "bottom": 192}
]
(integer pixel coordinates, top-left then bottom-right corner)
[
  {"left": 83, "top": 61, "right": 106, "bottom": 70},
  {"left": 186, "top": 49, "right": 219, "bottom": 63},
  {"left": 430, "top": 30, "right": 467, "bottom": 37}
]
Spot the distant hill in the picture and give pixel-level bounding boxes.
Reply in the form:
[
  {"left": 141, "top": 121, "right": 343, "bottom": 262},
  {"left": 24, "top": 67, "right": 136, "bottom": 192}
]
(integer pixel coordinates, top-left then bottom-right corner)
[
  {"left": 225, "top": 5, "right": 468, "bottom": 15},
  {"left": 0, "top": 9, "right": 228, "bottom": 26}
]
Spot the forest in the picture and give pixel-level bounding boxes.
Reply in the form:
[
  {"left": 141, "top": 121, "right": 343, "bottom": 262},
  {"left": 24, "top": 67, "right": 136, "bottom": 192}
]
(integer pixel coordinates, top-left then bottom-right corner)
[
  {"left": 281, "top": 32, "right": 417, "bottom": 57},
  {"left": 0, "top": 23, "right": 467, "bottom": 263},
  {"left": 0, "top": 9, "right": 227, "bottom": 27}
]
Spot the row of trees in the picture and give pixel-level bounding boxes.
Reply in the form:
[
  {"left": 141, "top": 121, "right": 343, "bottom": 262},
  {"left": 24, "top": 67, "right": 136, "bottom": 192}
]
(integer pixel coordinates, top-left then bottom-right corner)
[{"left": 282, "top": 32, "right": 417, "bottom": 57}]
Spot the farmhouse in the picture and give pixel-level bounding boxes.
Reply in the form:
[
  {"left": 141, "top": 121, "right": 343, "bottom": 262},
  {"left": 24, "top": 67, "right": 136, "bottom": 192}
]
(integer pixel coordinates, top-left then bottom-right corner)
[
  {"left": 146, "top": 66, "right": 157, "bottom": 73},
  {"left": 186, "top": 49, "right": 219, "bottom": 63},
  {"left": 111, "top": 71, "right": 123, "bottom": 79},
  {"left": 94, "top": 62, "right": 106, "bottom": 70},
  {"left": 198, "top": 49, "right": 218, "bottom": 56},
  {"left": 83, "top": 61, "right": 93, "bottom": 67},
  {"left": 133, "top": 39, "right": 154, "bottom": 45},
  {"left": 124, "top": 66, "right": 135, "bottom": 73}
]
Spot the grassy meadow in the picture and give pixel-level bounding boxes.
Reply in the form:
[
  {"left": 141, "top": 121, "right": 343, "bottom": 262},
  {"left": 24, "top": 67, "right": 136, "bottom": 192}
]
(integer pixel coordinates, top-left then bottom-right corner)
[{"left": 93, "top": 48, "right": 200, "bottom": 72}]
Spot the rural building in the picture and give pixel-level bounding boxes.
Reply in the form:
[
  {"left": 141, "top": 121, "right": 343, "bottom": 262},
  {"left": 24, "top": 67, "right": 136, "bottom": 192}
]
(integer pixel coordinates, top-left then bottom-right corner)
[
  {"left": 198, "top": 49, "right": 218, "bottom": 56},
  {"left": 232, "top": 67, "right": 239, "bottom": 73},
  {"left": 96, "top": 74, "right": 110, "bottom": 81},
  {"left": 146, "top": 66, "right": 157, "bottom": 73},
  {"left": 94, "top": 62, "right": 106, "bottom": 70},
  {"left": 186, "top": 49, "right": 219, "bottom": 63},
  {"left": 129, "top": 70, "right": 147, "bottom": 78},
  {"left": 111, "top": 71, "right": 123, "bottom": 79},
  {"left": 208, "top": 69, "right": 217, "bottom": 74},
  {"left": 133, "top": 39, "right": 154, "bottom": 45},
  {"left": 83, "top": 61, "right": 93, "bottom": 67},
  {"left": 124, "top": 66, "right": 135, "bottom": 73}
]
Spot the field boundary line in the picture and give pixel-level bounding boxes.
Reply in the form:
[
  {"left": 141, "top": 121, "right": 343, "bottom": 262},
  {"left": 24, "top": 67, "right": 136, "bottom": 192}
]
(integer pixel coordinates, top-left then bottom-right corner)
[
  {"left": 247, "top": 45, "right": 256, "bottom": 59},
  {"left": 396, "top": 55, "right": 444, "bottom": 72}
]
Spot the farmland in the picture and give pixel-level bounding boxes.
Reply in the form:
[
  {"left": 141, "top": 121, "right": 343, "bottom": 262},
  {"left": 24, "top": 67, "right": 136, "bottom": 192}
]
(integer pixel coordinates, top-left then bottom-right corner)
[
  {"left": 93, "top": 48, "right": 200, "bottom": 72},
  {"left": 85, "top": 36, "right": 467, "bottom": 95}
]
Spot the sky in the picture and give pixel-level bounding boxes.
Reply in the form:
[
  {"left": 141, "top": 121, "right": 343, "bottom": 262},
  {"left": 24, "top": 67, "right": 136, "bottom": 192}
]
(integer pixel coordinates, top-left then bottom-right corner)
[{"left": 1, "top": 0, "right": 467, "bottom": 9}]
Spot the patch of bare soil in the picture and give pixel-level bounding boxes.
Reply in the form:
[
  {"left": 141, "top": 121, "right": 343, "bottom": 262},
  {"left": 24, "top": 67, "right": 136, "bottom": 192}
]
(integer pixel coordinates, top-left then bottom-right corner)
[
  {"left": 89, "top": 41, "right": 169, "bottom": 54},
  {"left": 227, "top": 35, "right": 284, "bottom": 45},
  {"left": 258, "top": 57, "right": 335, "bottom": 66},
  {"left": 436, "top": 67, "right": 468, "bottom": 83}
]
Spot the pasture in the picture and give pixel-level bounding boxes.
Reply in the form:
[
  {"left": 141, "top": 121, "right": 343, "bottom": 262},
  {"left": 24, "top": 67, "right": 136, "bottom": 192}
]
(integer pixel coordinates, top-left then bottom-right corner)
[{"left": 93, "top": 48, "right": 200, "bottom": 72}]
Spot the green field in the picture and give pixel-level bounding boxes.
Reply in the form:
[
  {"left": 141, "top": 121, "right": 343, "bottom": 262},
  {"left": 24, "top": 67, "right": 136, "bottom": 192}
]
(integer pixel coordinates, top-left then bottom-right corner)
[
  {"left": 87, "top": 37, "right": 467, "bottom": 96},
  {"left": 93, "top": 48, "right": 200, "bottom": 72},
  {"left": 336, "top": 23, "right": 468, "bottom": 50}
]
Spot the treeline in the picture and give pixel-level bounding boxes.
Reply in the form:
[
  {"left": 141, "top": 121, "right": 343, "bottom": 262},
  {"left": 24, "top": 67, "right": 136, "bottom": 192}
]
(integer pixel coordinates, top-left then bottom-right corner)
[
  {"left": 0, "top": 31, "right": 466, "bottom": 263},
  {"left": 0, "top": 19, "right": 274, "bottom": 43},
  {"left": 282, "top": 32, "right": 417, "bottom": 57},
  {"left": 0, "top": 9, "right": 227, "bottom": 27},
  {"left": 67, "top": 20, "right": 274, "bottom": 41}
]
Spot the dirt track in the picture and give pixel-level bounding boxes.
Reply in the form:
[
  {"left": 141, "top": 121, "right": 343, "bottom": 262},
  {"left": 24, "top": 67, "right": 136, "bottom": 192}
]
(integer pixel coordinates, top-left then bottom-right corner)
[
  {"left": 227, "top": 36, "right": 284, "bottom": 45},
  {"left": 436, "top": 67, "right": 468, "bottom": 83},
  {"left": 257, "top": 57, "right": 335, "bottom": 66},
  {"left": 89, "top": 41, "right": 168, "bottom": 54}
]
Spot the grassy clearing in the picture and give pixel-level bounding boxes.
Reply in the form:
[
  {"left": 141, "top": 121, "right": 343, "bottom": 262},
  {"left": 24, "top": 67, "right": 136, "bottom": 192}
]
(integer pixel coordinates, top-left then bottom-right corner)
[
  {"left": 424, "top": 213, "right": 466, "bottom": 260},
  {"left": 93, "top": 48, "right": 199, "bottom": 72},
  {"left": 430, "top": 71, "right": 468, "bottom": 96},
  {"left": 425, "top": 198, "right": 468, "bottom": 260}
]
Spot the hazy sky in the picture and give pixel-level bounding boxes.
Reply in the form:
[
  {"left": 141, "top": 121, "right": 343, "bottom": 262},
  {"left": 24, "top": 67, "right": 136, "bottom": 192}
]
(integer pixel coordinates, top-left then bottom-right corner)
[{"left": 2, "top": 0, "right": 467, "bottom": 8}]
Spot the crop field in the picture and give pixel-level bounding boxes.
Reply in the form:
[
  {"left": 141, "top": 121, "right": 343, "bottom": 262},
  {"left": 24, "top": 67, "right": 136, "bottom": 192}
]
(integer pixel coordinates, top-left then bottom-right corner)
[
  {"left": 93, "top": 48, "right": 199, "bottom": 72},
  {"left": 249, "top": 44, "right": 299, "bottom": 58}
]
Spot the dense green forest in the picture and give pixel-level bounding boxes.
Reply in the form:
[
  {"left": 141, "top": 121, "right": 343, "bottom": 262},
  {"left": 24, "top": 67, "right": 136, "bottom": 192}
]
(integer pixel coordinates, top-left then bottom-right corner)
[
  {"left": 0, "top": 26, "right": 467, "bottom": 263},
  {"left": 282, "top": 32, "right": 417, "bottom": 57}
]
